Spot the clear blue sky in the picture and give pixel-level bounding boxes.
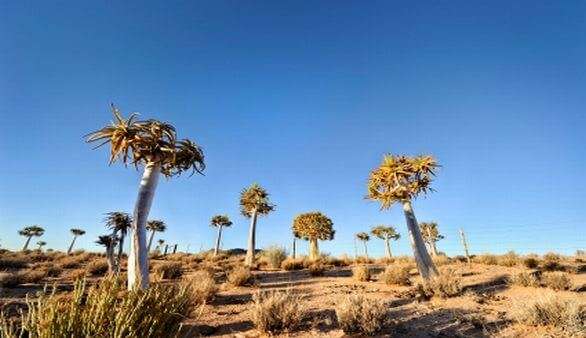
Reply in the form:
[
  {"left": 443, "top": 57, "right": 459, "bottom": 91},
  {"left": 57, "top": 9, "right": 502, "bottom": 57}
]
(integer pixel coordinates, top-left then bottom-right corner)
[{"left": 1, "top": 1, "right": 584, "bottom": 256}]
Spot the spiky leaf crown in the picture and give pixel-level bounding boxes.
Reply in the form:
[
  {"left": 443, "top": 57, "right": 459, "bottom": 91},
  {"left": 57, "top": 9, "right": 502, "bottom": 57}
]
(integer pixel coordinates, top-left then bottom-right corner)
[
  {"left": 292, "top": 212, "right": 335, "bottom": 241},
  {"left": 367, "top": 154, "right": 438, "bottom": 209},
  {"left": 419, "top": 222, "right": 444, "bottom": 242},
  {"left": 104, "top": 212, "right": 133, "bottom": 233},
  {"left": 239, "top": 183, "right": 275, "bottom": 217},
  {"left": 86, "top": 105, "right": 205, "bottom": 177},
  {"left": 370, "top": 225, "right": 400, "bottom": 240},
  {"left": 18, "top": 225, "right": 44, "bottom": 237},
  {"left": 355, "top": 232, "right": 370, "bottom": 241},
  {"left": 210, "top": 215, "right": 232, "bottom": 228},
  {"left": 70, "top": 228, "right": 86, "bottom": 236}
]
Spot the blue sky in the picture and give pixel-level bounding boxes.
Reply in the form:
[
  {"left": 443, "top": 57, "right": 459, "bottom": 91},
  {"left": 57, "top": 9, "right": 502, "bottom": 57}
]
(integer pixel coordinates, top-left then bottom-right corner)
[{"left": 1, "top": 1, "right": 584, "bottom": 256}]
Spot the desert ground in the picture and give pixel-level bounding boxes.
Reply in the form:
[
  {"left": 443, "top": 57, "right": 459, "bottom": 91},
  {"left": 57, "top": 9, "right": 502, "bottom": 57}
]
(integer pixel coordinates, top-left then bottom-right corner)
[{"left": 1, "top": 250, "right": 584, "bottom": 337}]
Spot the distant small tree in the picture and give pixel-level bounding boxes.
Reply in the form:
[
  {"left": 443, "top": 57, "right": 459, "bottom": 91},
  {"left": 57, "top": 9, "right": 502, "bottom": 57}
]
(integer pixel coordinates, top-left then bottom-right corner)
[
  {"left": 370, "top": 225, "right": 400, "bottom": 258},
  {"left": 240, "top": 183, "right": 275, "bottom": 266},
  {"left": 355, "top": 232, "right": 370, "bottom": 259},
  {"left": 419, "top": 222, "right": 444, "bottom": 256},
  {"left": 67, "top": 228, "right": 86, "bottom": 254},
  {"left": 156, "top": 239, "right": 165, "bottom": 252},
  {"left": 104, "top": 212, "right": 132, "bottom": 269},
  {"left": 210, "top": 215, "right": 232, "bottom": 256},
  {"left": 367, "top": 154, "right": 439, "bottom": 281},
  {"left": 146, "top": 220, "right": 166, "bottom": 252},
  {"left": 96, "top": 235, "right": 118, "bottom": 274},
  {"left": 18, "top": 225, "right": 45, "bottom": 251},
  {"left": 292, "top": 212, "right": 335, "bottom": 260},
  {"left": 36, "top": 241, "right": 47, "bottom": 251}
]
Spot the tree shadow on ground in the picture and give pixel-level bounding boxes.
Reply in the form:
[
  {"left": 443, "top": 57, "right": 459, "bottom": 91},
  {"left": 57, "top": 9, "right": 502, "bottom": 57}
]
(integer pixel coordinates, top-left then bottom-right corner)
[
  {"left": 462, "top": 274, "right": 510, "bottom": 294},
  {"left": 179, "top": 320, "right": 255, "bottom": 337},
  {"left": 211, "top": 292, "right": 252, "bottom": 306}
]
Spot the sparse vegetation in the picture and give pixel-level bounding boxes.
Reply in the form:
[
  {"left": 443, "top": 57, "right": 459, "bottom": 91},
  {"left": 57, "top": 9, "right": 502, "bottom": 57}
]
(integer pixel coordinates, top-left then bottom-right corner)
[
  {"left": 251, "top": 291, "right": 304, "bottom": 334},
  {"left": 509, "top": 271, "right": 540, "bottom": 287},
  {"left": 153, "top": 261, "right": 183, "bottom": 279},
  {"left": 261, "top": 245, "right": 287, "bottom": 269},
  {"left": 541, "top": 272, "right": 572, "bottom": 291},
  {"left": 380, "top": 264, "right": 411, "bottom": 286},
  {"left": 227, "top": 266, "right": 254, "bottom": 286},
  {"left": 512, "top": 294, "right": 585, "bottom": 336},
  {"left": 352, "top": 265, "right": 371, "bottom": 281},
  {"left": 308, "top": 262, "right": 326, "bottom": 276},
  {"left": 281, "top": 257, "right": 304, "bottom": 271},
  {"left": 184, "top": 270, "right": 217, "bottom": 304},
  {"left": 335, "top": 294, "right": 388, "bottom": 335},
  {"left": 523, "top": 257, "right": 540, "bottom": 269},
  {"left": 418, "top": 267, "right": 462, "bottom": 298}
]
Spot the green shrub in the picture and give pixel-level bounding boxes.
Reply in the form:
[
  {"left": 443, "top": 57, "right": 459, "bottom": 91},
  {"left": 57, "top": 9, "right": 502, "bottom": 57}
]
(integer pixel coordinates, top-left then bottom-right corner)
[
  {"left": 335, "top": 294, "right": 387, "bottom": 335},
  {"left": 251, "top": 291, "right": 304, "bottom": 334},
  {"left": 352, "top": 265, "right": 371, "bottom": 282},
  {"left": 261, "top": 246, "right": 287, "bottom": 269},
  {"left": 380, "top": 265, "right": 411, "bottom": 286},
  {"left": 0, "top": 277, "right": 194, "bottom": 337}
]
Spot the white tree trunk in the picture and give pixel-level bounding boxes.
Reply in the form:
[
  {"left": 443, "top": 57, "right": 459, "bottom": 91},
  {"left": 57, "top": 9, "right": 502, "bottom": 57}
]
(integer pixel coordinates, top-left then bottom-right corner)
[
  {"left": 128, "top": 161, "right": 161, "bottom": 290},
  {"left": 384, "top": 238, "right": 392, "bottom": 258},
  {"left": 292, "top": 237, "right": 296, "bottom": 259},
  {"left": 245, "top": 209, "right": 258, "bottom": 266},
  {"left": 106, "top": 244, "right": 116, "bottom": 274},
  {"left": 214, "top": 226, "right": 223, "bottom": 256},
  {"left": 431, "top": 242, "right": 438, "bottom": 256},
  {"left": 309, "top": 238, "right": 319, "bottom": 260},
  {"left": 67, "top": 236, "right": 77, "bottom": 254},
  {"left": 402, "top": 200, "right": 438, "bottom": 281},
  {"left": 363, "top": 242, "right": 369, "bottom": 259},
  {"left": 147, "top": 230, "right": 155, "bottom": 252},
  {"left": 22, "top": 236, "right": 32, "bottom": 251}
]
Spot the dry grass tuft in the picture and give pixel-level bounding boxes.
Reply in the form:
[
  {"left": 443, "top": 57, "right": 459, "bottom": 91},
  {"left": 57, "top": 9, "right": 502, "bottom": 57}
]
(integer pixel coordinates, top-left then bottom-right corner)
[
  {"left": 541, "top": 252, "right": 564, "bottom": 272},
  {"left": 380, "top": 264, "right": 411, "bottom": 286},
  {"left": 542, "top": 272, "right": 572, "bottom": 291},
  {"left": 184, "top": 270, "right": 217, "bottom": 304},
  {"left": 308, "top": 263, "right": 326, "bottom": 277},
  {"left": 227, "top": 266, "right": 254, "bottom": 287},
  {"left": 251, "top": 291, "right": 304, "bottom": 334},
  {"left": 335, "top": 294, "right": 388, "bottom": 335},
  {"left": 418, "top": 268, "right": 462, "bottom": 298},
  {"left": 509, "top": 271, "right": 540, "bottom": 287},
  {"left": 261, "top": 246, "right": 287, "bottom": 269},
  {"left": 281, "top": 258, "right": 304, "bottom": 271},
  {"left": 432, "top": 255, "right": 450, "bottom": 266},
  {"left": 0, "top": 272, "right": 22, "bottom": 288},
  {"left": 497, "top": 251, "right": 519, "bottom": 267},
  {"left": 153, "top": 261, "right": 183, "bottom": 279},
  {"left": 523, "top": 257, "right": 540, "bottom": 269},
  {"left": 511, "top": 293, "right": 585, "bottom": 336},
  {"left": 67, "top": 268, "right": 87, "bottom": 280},
  {"left": 352, "top": 265, "right": 371, "bottom": 282},
  {"left": 0, "top": 257, "right": 28, "bottom": 270},
  {"left": 19, "top": 270, "right": 45, "bottom": 284},
  {"left": 86, "top": 260, "right": 109, "bottom": 276},
  {"left": 474, "top": 254, "right": 498, "bottom": 265}
]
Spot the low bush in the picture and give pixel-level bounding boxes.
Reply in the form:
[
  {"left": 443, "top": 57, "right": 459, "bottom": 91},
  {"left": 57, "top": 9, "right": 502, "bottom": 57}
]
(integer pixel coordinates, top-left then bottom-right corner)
[
  {"left": 0, "top": 277, "right": 195, "bottom": 337},
  {"left": 261, "top": 246, "right": 287, "bottom": 269},
  {"left": 19, "top": 270, "right": 45, "bottom": 284},
  {"left": 523, "top": 257, "right": 540, "bottom": 269},
  {"left": 308, "top": 263, "right": 325, "bottom": 277},
  {"left": 184, "top": 270, "right": 217, "bottom": 304},
  {"left": 354, "top": 256, "right": 373, "bottom": 264},
  {"left": 67, "top": 268, "right": 87, "bottom": 280},
  {"left": 542, "top": 272, "right": 572, "bottom": 291},
  {"left": 0, "top": 272, "right": 21, "bottom": 288},
  {"left": 497, "top": 251, "right": 519, "bottom": 267},
  {"left": 509, "top": 271, "right": 540, "bottom": 287},
  {"left": 352, "top": 265, "right": 371, "bottom": 282},
  {"left": 380, "top": 265, "right": 411, "bottom": 286},
  {"left": 474, "top": 254, "right": 498, "bottom": 265},
  {"left": 251, "top": 291, "right": 304, "bottom": 334},
  {"left": 432, "top": 255, "right": 450, "bottom": 266},
  {"left": 281, "top": 258, "right": 304, "bottom": 271},
  {"left": 541, "top": 253, "right": 563, "bottom": 271},
  {"left": 335, "top": 294, "right": 388, "bottom": 335},
  {"left": 227, "top": 266, "right": 254, "bottom": 287},
  {"left": 512, "top": 294, "right": 585, "bottom": 336},
  {"left": 58, "top": 254, "right": 89, "bottom": 269},
  {"left": 86, "top": 260, "right": 109, "bottom": 276},
  {"left": 419, "top": 268, "right": 462, "bottom": 298},
  {"left": 153, "top": 261, "right": 183, "bottom": 279},
  {"left": 36, "top": 263, "right": 62, "bottom": 277}
]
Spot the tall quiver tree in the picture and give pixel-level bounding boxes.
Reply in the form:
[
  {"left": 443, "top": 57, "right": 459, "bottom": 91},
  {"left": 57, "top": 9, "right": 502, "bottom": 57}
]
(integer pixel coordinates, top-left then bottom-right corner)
[
  {"left": 419, "top": 222, "right": 443, "bottom": 256},
  {"left": 104, "top": 212, "right": 132, "bottom": 272},
  {"left": 292, "top": 212, "right": 335, "bottom": 261},
  {"left": 355, "top": 232, "right": 370, "bottom": 259},
  {"left": 146, "top": 220, "right": 166, "bottom": 252},
  {"left": 67, "top": 228, "right": 86, "bottom": 254},
  {"left": 36, "top": 241, "right": 47, "bottom": 251},
  {"left": 367, "top": 154, "right": 440, "bottom": 281},
  {"left": 87, "top": 105, "right": 205, "bottom": 289},
  {"left": 18, "top": 225, "right": 44, "bottom": 251},
  {"left": 371, "top": 225, "right": 400, "bottom": 259},
  {"left": 210, "top": 215, "right": 232, "bottom": 256},
  {"left": 240, "top": 183, "right": 275, "bottom": 266}
]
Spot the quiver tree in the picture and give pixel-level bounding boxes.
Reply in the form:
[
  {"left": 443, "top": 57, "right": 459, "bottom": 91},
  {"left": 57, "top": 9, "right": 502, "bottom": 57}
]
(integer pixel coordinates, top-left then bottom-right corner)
[
  {"left": 239, "top": 183, "right": 275, "bottom": 266},
  {"left": 18, "top": 225, "right": 44, "bottom": 251},
  {"left": 156, "top": 239, "right": 165, "bottom": 252},
  {"left": 367, "top": 154, "right": 440, "bottom": 281},
  {"left": 370, "top": 225, "right": 400, "bottom": 258},
  {"left": 419, "top": 222, "right": 444, "bottom": 256},
  {"left": 210, "top": 215, "right": 232, "bottom": 256},
  {"left": 355, "top": 232, "right": 370, "bottom": 259},
  {"left": 36, "top": 241, "right": 47, "bottom": 251},
  {"left": 67, "top": 228, "right": 86, "bottom": 254},
  {"left": 292, "top": 212, "right": 335, "bottom": 260},
  {"left": 96, "top": 235, "right": 118, "bottom": 274},
  {"left": 87, "top": 105, "right": 205, "bottom": 289},
  {"left": 146, "top": 220, "right": 166, "bottom": 252},
  {"left": 104, "top": 212, "right": 132, "bottom": 268},
  {"left": 291, "top": 230, "right": 301, "bottom": 259}
]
